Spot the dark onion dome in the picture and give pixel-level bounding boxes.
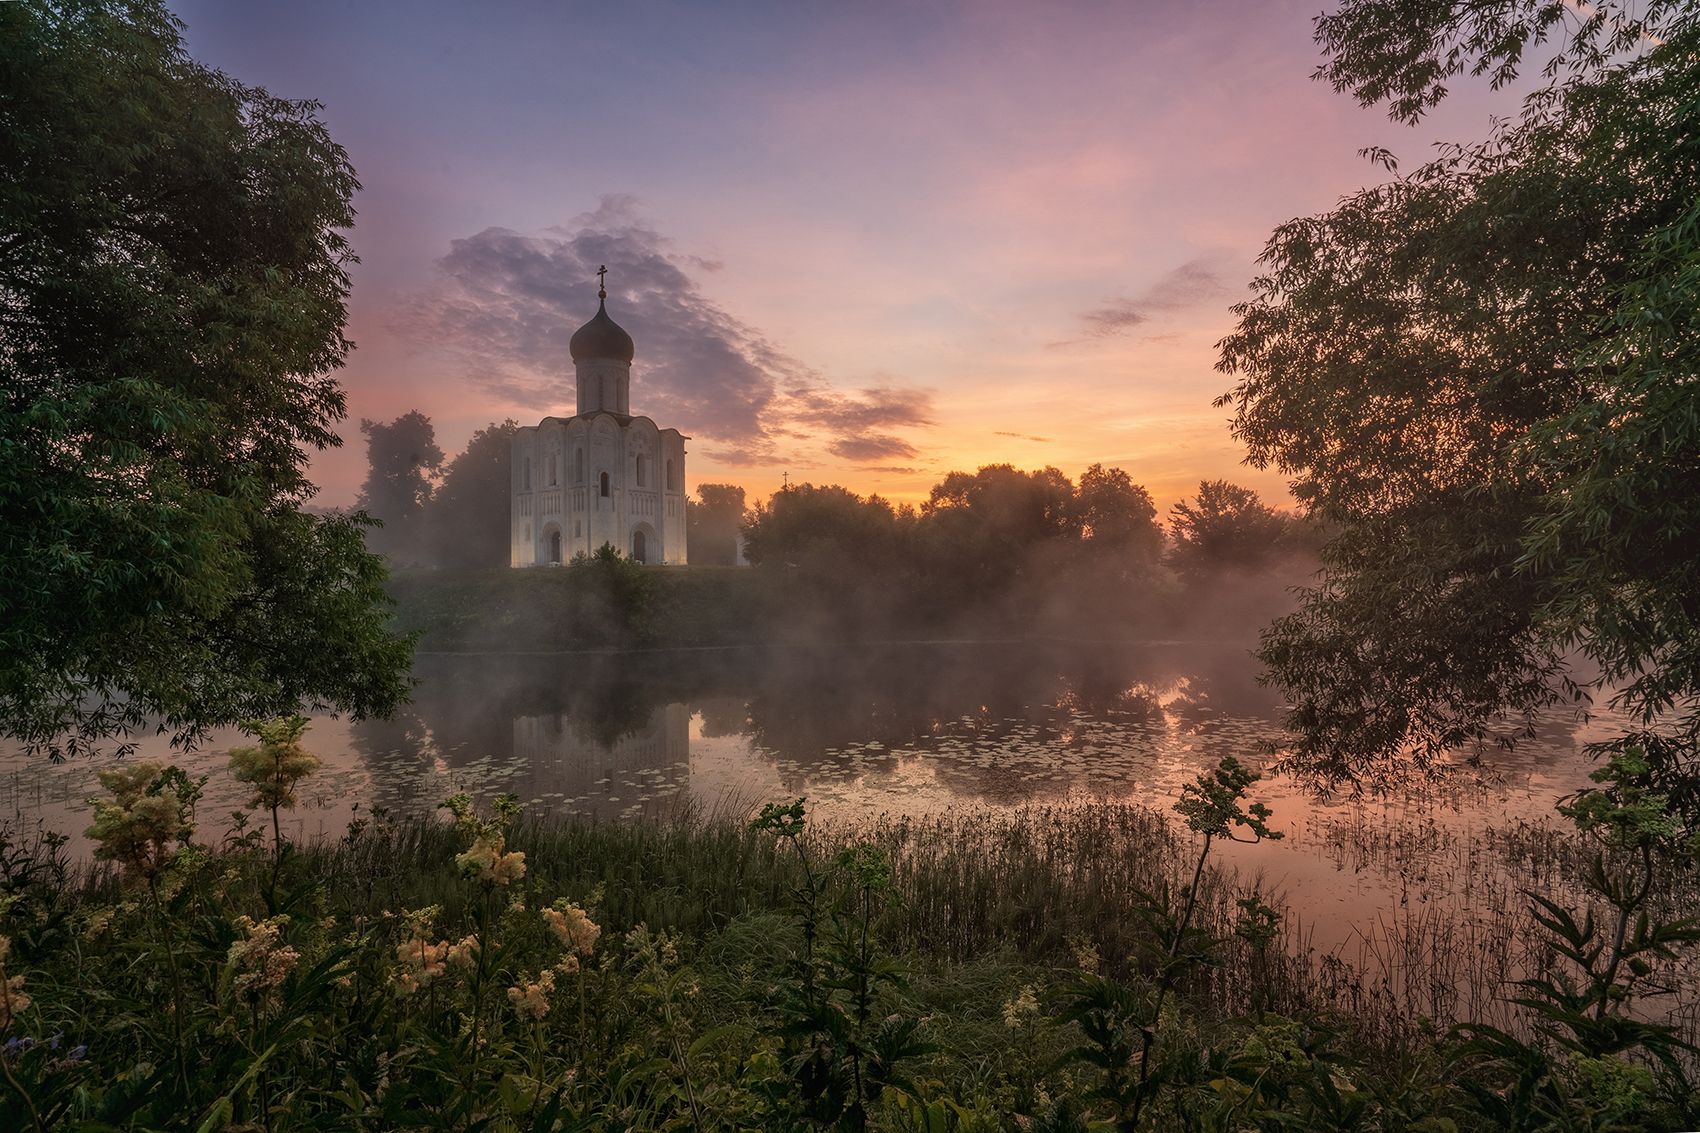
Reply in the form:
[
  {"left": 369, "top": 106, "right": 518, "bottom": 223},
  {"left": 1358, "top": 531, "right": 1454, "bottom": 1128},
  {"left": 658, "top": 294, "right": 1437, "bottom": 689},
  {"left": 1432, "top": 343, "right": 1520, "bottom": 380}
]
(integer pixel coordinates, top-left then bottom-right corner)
[{"left": 569, "top": 296, "right": 635, "bottom": 364}]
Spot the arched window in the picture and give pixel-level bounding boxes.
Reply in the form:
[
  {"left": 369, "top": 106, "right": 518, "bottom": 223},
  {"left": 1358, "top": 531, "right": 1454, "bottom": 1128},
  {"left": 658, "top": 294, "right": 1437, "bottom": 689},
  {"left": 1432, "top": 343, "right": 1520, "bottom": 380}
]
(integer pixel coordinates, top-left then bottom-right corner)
[
  {"left": 599, "top": 471, "right": 610, "bottom": 498},
  {"left": 632, "top": 529, "right": 647, "bottom": 563},
  {"left": 573, "top": 520, "right": 582, "bottom": 538},
  {"left": 548, "top": 454, "right": 557, "bottom": 486},
  {"left": 522, "top": 458, "right": 531, "bottom": 491},
  {"left": 666, "top": 459, "right": 675, "bottom": 490},
  {"left": 636, "top": 454, "right": 646, "bottom": 487}
]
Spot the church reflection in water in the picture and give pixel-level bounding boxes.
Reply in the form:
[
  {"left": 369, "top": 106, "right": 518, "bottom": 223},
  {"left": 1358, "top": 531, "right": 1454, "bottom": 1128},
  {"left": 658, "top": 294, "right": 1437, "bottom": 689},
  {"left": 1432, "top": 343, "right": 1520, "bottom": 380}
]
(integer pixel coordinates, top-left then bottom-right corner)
[
  {"left": 344, "top": 641, "right": 1315, "bottom": 818},
  {"left": 345, "top": 639, "right": 1600, "bottom": 821},
  {"left": 510, "top": 702, "right": 690, "bottom": 818}
]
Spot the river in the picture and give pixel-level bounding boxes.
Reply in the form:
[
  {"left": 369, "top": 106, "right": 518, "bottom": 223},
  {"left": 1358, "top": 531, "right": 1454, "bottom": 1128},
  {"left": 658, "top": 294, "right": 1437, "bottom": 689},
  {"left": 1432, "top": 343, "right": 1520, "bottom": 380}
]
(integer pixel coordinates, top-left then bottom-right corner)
[{"left": 2, "top": 642, "right": 1622, "bottom": 947}]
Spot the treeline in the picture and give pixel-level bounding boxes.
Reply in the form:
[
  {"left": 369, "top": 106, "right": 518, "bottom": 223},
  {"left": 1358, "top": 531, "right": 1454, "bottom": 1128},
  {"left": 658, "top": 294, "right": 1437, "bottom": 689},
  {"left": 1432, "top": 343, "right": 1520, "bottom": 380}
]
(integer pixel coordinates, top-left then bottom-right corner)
[{"left": 735, "top": 465, "right": 1318, "bottom": 639}]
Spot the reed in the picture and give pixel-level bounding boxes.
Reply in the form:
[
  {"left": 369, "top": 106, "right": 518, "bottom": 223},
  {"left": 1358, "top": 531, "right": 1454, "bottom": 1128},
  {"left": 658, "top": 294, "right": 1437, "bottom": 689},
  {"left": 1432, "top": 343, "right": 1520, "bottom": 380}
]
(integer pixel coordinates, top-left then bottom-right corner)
[{"left": 1, "top": 781, "right": 1694, "bottom": 1129}]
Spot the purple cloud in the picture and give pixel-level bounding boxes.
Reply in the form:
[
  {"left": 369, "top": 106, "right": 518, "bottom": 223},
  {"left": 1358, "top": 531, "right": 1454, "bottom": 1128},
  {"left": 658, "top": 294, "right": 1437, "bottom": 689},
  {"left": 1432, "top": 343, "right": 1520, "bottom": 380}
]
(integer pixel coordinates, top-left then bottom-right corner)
[
  {"left": 394, "top": 196, "right": 933, "bottom": 465},
  {"left": 1077, "top": 257, "right": 1231, "bottom": 338}
]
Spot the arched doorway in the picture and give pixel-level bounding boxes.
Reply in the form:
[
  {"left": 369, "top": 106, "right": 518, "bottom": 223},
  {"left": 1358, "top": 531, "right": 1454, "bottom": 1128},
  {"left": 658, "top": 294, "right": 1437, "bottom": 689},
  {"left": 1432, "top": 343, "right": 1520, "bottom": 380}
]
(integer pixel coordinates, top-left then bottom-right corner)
[
  {"left": 631, "top": 528, "right": 647, "bottom": 563},
  {"left": 549, "top": 530, "right": 562, "bottom": 564}
]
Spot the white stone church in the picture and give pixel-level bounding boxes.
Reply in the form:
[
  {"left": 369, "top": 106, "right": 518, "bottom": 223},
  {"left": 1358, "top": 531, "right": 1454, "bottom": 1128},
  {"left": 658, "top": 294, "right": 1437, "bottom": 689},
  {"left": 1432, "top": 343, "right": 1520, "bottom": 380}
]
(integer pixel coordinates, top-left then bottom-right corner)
[{"left": 510, "top": 272, "right": 688, "bottom": 566}]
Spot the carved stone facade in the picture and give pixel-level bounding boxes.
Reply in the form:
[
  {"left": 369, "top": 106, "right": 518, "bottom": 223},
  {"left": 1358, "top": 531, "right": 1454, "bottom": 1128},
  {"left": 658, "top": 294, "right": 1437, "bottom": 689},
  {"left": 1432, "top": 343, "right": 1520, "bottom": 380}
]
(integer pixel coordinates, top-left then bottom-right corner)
[{"left": 510, "top": 287, "right": 688, "bottom": 565}]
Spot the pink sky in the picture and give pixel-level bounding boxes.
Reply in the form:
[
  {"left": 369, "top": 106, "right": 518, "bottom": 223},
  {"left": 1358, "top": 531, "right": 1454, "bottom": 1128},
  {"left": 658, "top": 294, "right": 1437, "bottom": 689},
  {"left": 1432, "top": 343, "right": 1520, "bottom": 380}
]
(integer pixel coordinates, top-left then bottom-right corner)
[{"left": 174, "top": 0, "right": 1528, "bottom": 513}]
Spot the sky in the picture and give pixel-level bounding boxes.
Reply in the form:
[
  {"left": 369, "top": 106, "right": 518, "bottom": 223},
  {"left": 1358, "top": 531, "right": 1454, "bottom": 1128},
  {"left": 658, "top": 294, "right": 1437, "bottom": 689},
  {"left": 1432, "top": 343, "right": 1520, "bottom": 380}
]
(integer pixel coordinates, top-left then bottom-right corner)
[{"left": 171, "top": 0, "right": 1527, "bottom": 512}]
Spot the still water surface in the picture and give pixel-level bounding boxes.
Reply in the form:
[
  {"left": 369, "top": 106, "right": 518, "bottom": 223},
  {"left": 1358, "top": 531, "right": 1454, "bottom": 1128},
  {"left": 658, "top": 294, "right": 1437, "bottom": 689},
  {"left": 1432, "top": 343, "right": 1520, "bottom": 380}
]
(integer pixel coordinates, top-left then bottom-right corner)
[{"left": 0, "top": 643, "right": 1616, "bottom": 955}]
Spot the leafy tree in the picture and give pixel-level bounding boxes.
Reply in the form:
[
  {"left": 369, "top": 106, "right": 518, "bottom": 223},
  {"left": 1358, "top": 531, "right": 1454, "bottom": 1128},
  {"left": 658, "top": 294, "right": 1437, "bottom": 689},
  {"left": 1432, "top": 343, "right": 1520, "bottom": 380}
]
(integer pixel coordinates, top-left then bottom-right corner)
[
  {"left": 1077, "top": 463, "right": 1162, "bottom": 564},
  {"left": 1217, "top": 2, "right": 1700, "bottom": 789},
  {"left": 923, "top": 464, "right": 1080, "bottom": 547},
  {"left": 425, "top": 419, "right": 517, "bottom": 569},
  {"left": 1167, "top": 480, "right": 1292, "bottom": 585},
  {"left": 741, "top": 484, "right": 906, "bottom": 570},
  {"left": 685, "top": 483, "right": 746, "bottom": 566},
  {"left": 0, "top": 0, "right": 412, "bottom": 758},
  {"left": 563, "top": 543, "right": 657, "bottom": 646},
  {"left": 357, "top": 410, "right": 443, "bottom": 564}
]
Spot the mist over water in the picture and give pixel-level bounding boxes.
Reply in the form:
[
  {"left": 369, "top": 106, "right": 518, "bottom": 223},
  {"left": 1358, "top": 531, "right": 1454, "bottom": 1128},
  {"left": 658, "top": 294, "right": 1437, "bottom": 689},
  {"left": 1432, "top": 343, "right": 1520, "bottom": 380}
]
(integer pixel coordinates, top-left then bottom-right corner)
[{"left": 0, "top": 641, "right": 1611, "bottom": 954}]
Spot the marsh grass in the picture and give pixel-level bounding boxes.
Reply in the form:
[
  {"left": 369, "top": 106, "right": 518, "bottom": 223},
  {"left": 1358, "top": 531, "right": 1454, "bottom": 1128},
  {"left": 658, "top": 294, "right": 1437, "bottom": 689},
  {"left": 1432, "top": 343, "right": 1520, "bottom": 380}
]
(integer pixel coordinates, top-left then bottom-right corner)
[
  {"left": 1293, "top": 806, "right": 1700, "bottom": 1048},
  {"left": 299, "top": 798, "right": 1700, "bottom": 1057},
  {"left": 2, "top": 781, "right": 1696, "bottom": 1129}
]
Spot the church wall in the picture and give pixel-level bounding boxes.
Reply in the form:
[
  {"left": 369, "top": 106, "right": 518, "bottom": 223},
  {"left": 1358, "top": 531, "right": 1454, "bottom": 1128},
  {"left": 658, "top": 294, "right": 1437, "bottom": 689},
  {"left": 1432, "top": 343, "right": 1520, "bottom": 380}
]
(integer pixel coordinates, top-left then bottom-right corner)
[
  {"left": 510, "top": 427, "right": 538, "bottom": 566},
  {"left": 510, "top": 303, "right": 688, "bottom": 568},
  {"left": 585, "top": 415, "right": 622, "bottom": 556},
  {"left": 514, "top": 417, "right": 689, "bottom": 566},
  {"left": 661, "top": 431, "right": 688, "bottom": 565}
]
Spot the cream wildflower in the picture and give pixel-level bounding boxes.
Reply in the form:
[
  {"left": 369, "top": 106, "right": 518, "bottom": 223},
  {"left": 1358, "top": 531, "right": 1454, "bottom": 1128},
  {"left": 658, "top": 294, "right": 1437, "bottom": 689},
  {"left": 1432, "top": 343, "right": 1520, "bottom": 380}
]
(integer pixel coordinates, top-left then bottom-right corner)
[
  {"left": 1069, "top": 935, "right": 1101, "bottom": 976},
  {"left": 84, "top": 763, "right": 198, "bottom": 879},
  {"left": 393, "top": 936, "right": 448, "bottom": 995},
  {"left": 455, "top": 833, "right": 526, "bottom": 886},
  {"left": 443, "top": 793, "right": 527, "bottom": 885},
  {"left": 227, "top": 716, "right": 321, "bottom": 812},
  {"left": 0, "top": 936, "right": 29, "bottom": 1028},
  {"left": 227, "top": 915, "right": 300, "bottom": 1000},
  {"left": 490, "top": 847, "right": 526, "bottom": 886},
  {"left": 81, "top": 907, "right": 115, "bottom": 941},
  {"left": 1002, "top": 984, "right": 1040, "bottom": 1030},
  {"left": 543, "top": 902, "right": 601, "bottom": 956},
  {"left": 446, "top": 933, "right": 481, "bottom": 970},
  {"left": 506, "top": 968, "right": 556, "bottom": 1021}
]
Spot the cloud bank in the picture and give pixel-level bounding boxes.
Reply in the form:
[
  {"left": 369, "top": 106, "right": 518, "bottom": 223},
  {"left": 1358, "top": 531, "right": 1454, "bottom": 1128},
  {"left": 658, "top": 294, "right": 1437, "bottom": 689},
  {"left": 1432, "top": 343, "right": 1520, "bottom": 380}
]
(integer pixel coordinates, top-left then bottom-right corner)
[{"left": 396, "top": 196, "right": 933, "bottom": 467}]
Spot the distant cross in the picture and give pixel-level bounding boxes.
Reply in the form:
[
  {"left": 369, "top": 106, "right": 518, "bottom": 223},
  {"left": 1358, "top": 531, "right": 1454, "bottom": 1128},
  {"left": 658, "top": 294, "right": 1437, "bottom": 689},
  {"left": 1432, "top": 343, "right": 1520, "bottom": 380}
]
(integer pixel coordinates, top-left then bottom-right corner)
[
  {"left": 782, "top": 471, "right": 789, "bottom": 493},
  {"left": 596, "top": 264, "right": 607, "bottom": 299}
]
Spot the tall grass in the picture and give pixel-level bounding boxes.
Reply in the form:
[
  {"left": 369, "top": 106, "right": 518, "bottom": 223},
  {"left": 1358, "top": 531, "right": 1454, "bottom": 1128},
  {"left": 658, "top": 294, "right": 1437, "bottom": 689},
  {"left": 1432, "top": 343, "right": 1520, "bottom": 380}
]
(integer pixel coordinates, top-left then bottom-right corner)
[{"left": 4, "top": 784, "right": 1696, "bottom": 1129}]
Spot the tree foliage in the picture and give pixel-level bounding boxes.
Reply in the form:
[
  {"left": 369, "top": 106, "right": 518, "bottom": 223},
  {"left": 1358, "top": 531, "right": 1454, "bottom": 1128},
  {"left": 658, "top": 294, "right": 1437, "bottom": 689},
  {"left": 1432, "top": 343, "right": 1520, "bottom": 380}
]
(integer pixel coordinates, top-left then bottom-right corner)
[
  {"left": 1217, "top": 1, "right": 1700, "bottom": 790},
  {"left": 686, "top": 482, "right": 747, "bottom": 566},
  {"left": 737, "top": 465, "right": 1175, "bottom": 638},
  {"left": 1078, "top": 463, "right": 1162, "bottom": 563},
  {"left": 742, "top": 485, "right": 907, "bottom": 572},
  {"left": 426, "top": 419, "right": 517, "bottom": 569},
  {"left": 1167, "top": 480, "right": 1294, "bottom": 585},
  {"left": 356, "top": 410, "right": 443, "bottom": 564},
  {"left": 0, "top": 0, "right": 412, "bottom": 757}
]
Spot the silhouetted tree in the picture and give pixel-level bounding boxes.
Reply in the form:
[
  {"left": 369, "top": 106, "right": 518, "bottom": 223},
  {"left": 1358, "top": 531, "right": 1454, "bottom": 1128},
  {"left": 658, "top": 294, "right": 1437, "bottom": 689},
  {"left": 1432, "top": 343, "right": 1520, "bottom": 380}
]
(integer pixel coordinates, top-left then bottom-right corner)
[
  {"left": 742, "top": 484, "right": 906, "bottom": 570},
  {"left": 686, "top": 483, "right": 747, "bottom": 566},
  {"left": 357, "top": 411, "right": 443, "bottom": 563},
  {"left": 1218, "top": 0, "right": 1700, "bottom": 792},
  {"left": 924, "top": 464, "right": 1080, "bottom": 546},
  {"left": 426, "top": 420, "right": 518, "bottom": 568},
  {"left": 0, "top": 0, "right": 411, "bottom": 758},
  {"left": 1166, "top": 481, "right": 1291, "bottom": 585},
  {"left": 564, "top": 543, "right": 657, "bottom": 646},
  {"left": 1078, "top": 463, "right": 1162, "bottom": 564}
]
